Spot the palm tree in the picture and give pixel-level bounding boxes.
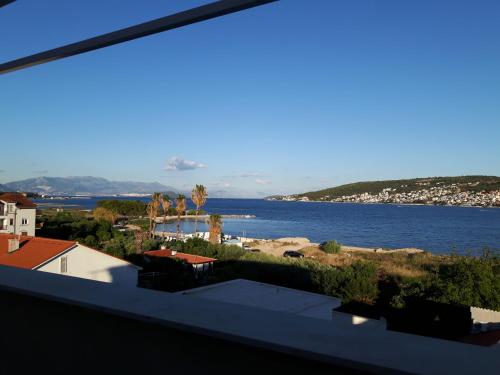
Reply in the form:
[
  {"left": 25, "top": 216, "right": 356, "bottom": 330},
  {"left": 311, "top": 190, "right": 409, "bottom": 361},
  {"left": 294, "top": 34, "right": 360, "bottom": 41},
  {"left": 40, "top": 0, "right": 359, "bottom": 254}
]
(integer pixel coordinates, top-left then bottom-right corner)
[
  {"left": 207, "top": 214, "right": 222, "bottom": 244},
  {"left": 160, "top": 193, "right": 171, "bottom": 239},
  {"left": 191, "top": 184, "right": 208, "bottom": 237},
  {"left": 134, "top": 229, "right": 147, "bottom": 254},
  {"left": 175, "top": 194, "right": 186, "bottom": 240},
  {"left": 147, "top": 192, "right": 162, "bottom": 238}
]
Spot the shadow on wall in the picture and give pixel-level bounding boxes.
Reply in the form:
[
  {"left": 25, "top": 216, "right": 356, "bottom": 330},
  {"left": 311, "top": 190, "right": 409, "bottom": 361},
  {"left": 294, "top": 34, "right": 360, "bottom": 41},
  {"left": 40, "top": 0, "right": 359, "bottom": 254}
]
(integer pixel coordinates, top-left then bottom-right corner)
[{"left": 86, "top": 264, "right": 140, "bottom": 287}]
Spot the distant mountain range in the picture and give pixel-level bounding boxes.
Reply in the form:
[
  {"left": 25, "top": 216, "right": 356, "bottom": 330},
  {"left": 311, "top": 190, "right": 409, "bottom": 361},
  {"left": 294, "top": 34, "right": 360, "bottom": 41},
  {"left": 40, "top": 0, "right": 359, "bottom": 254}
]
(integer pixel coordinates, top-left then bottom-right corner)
[{"left": 0, "top": 176, "right": 181, "bottom": 196}]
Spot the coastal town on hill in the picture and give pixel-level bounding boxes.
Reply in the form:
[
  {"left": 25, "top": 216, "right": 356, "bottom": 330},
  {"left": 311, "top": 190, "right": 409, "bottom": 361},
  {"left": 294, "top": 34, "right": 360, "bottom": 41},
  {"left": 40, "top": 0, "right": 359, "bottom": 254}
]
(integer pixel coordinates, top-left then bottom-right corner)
[{"left": 271, "top": 180, "right": 500, "bottom": 207}]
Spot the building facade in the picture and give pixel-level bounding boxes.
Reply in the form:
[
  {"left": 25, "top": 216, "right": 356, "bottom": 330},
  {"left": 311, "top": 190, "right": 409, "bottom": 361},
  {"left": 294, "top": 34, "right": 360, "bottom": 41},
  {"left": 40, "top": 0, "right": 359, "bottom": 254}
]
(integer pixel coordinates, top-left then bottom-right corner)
[
  {"left": 0, "top": 234, "right": 140, "bottom": 287},
  {"left": 0, "top": 193, "right": 37, "bottom": 236}
]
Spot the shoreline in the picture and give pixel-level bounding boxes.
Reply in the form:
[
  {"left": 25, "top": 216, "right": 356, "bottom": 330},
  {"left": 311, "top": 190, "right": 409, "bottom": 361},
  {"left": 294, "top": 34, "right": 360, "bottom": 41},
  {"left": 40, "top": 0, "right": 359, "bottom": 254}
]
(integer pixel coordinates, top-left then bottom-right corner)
[
  {"left": 241, "top": 237, "right": 425, "bottom": 256},
  {"left": 154, "top": 214, "right": 255, "bottom": 223},
  {"left": 149, "top": 232, "right": 427, "bottom": 256},
  {"left": 267, "top": 199, "right": 500, "bottom": 209}
]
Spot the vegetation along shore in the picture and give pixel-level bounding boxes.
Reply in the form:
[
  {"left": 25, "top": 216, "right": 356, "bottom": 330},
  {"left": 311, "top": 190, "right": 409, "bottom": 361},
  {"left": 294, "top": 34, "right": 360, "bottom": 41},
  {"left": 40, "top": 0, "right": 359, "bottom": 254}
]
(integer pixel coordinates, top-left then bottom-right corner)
[{"left": 36, "top": 186, "right": 500, "bottom": 326}]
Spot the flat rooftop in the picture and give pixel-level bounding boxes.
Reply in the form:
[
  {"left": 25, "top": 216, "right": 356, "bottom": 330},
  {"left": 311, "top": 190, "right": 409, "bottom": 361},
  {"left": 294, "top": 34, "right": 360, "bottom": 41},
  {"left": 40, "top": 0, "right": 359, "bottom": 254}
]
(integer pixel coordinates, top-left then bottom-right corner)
[
  {"left": 1, "top": 265, "right": 499, "bottom": 374},
  {"left": 177, "top": 279, "right": 341, "bottom": 320}
]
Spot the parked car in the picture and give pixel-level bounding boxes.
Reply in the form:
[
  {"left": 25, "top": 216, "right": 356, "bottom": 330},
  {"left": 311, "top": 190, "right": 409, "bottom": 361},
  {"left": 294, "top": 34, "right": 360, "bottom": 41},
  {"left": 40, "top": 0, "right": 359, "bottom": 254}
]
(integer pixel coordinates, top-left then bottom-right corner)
[{"left": 283, "top": 250, "right": 304, "bottom": 258}]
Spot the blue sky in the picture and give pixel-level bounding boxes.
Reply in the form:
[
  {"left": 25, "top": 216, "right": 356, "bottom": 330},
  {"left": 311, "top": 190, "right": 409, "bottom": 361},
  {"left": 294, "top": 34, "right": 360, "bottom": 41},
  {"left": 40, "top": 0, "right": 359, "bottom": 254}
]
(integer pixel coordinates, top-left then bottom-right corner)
[{"left": 1, "top": 0, "right": 499, "bottom": 197}]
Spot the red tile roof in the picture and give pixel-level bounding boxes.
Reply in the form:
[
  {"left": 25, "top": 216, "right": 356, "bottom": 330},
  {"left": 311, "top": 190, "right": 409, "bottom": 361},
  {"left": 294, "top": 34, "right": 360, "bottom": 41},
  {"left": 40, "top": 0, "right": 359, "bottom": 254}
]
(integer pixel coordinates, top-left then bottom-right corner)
[
  {"left": 0, "top": 193, "right": 37, "bottom": 208},
  {"left": 144, "top": 249, "right": 216, "bottom": 265},
  {"left": 0, "top": 234, "right": 75, "bottom": 269}
]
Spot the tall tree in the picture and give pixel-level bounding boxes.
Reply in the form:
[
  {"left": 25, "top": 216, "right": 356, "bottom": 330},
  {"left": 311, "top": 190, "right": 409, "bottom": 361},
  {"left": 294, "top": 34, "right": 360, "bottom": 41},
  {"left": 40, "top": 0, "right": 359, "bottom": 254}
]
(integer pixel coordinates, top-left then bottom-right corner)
[
  {"left": 147, "top": 192, "right": 162, "bottom": 238},
  {"left": 160, "top": 193, "right": 171, "bottom": 239},
  {"left": 191, "top": 184, "right": 208, "bottom": 236},
  {"left": 175, "top": 194, "right": 187, "bottom": 239},
  {"left": 207, "top": 214, "right": 222, "bottom": 244},
  {"left": 93, "top": 207, "right": 117, "bottom": 224}
]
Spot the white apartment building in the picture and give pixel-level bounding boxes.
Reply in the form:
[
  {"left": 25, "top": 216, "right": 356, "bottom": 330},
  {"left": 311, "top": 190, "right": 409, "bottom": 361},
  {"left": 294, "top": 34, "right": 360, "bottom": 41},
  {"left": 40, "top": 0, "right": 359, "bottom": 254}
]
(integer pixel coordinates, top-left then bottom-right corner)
[{"left": 0, "top": 193, "right": 37, "bottom": 236}]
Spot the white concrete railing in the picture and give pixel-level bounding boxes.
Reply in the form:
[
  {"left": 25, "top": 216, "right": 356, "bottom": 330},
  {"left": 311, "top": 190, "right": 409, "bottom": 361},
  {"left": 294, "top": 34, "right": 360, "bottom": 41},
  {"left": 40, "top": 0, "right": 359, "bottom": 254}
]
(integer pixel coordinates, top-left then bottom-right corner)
[{"left": 0, "top": 265, "right": 499, "bottom": 375}]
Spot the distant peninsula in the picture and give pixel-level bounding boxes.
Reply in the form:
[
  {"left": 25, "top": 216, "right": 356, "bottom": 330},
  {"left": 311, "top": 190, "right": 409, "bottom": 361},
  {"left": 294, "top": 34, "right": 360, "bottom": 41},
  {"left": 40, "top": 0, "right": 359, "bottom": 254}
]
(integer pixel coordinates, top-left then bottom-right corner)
[{"left": 268, "top": 176, "right": 500, "bottom": 207}]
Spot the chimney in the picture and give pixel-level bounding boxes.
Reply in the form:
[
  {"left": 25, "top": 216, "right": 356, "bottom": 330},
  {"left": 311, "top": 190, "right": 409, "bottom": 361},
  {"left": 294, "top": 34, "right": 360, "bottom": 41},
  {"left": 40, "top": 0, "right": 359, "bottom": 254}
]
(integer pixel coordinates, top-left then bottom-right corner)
[{"left": 8, "top": 238, "right": 20, "bottom": 253}]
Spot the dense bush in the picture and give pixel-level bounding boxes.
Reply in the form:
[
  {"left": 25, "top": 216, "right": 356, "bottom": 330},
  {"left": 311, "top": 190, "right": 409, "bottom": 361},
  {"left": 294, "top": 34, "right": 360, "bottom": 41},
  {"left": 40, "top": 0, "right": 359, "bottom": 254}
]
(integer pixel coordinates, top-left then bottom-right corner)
[
  {"left": 39, "top": 212, "right": 103, "bottom": 242},
  {"left": 165, "top": 207, "right": 178, "bottom": 216},
  {"left": 92, "top": 207, "right": 117, "bottom": 223},
  {"left": 390, "top": 252, "right": 500, "bottom": 311},
  {"left": 320, "top": 240, "right": 342, "bottom": 254},
  {"left": 168, "top": 237, "right": 247, "bottom": 260},
  {"left": 38, "top": 211, "right": 137, "bottom": 255},
  {"left": 431, "top": 253, "right": 500, "bottom": 310},
  {"left": 338, "top": 261, "right": 379, "bottom": 303},
  {"left": 186, "top": 209, "right": 205, "bottom": 216},
  {"left": 97, "top": 200, "right": 147, "bottom": 216},
  {"left": 164, "top": 238, "right": 378, "bottom": 303}
]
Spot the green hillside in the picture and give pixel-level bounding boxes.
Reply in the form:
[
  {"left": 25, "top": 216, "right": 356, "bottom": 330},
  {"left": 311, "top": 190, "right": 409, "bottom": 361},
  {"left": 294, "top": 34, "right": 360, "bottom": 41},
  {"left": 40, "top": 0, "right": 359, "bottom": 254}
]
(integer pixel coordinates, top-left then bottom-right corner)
[{"left": 296, "top": 176, "right": 500, "bottom": 200}]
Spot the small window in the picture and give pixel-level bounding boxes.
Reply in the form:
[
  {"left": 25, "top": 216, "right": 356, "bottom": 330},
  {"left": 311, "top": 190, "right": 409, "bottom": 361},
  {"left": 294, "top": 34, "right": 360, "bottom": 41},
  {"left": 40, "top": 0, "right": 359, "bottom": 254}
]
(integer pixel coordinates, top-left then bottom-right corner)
[
  {"left": 9, "top": 218, "right": 13, "bottom": 226},
  {"left": 60, "top": 257, "right": 67, "bottom": 273},
  {"left": 21, "top": 218, "right": 28, "bottom": 225}
]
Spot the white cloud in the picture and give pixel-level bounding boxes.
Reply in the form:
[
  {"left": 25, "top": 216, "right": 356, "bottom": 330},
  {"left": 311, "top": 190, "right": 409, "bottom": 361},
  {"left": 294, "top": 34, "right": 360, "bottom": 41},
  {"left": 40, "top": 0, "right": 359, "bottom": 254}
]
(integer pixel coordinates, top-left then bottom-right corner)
[
  {"left": 240, "top": 172, "right": 264, "bottom": 178},
  {"left": 209, "top": 181, "right": 232, "bottom": 188},
  {"left": 165, "top": 156, "right": 207, "bottom": 171},
  {"left": 255, "top": 178, "right": 271, "bottom": 185},
  {"left": 225, "top": 172, "right": 267, "bottom": 178}
]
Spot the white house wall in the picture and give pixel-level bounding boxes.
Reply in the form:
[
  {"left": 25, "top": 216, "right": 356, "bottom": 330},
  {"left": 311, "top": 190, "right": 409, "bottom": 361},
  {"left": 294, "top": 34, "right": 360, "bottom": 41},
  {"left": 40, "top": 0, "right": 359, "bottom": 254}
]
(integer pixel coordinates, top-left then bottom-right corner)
[
  {"left": 16, "top": 208, "right": 36, "bottom": 236},
  {"left": 0, "top": 203, "right": 36, "bottom": 236},
  {"left": 37, "top": 244, "right": 138, "bottom": 287}
]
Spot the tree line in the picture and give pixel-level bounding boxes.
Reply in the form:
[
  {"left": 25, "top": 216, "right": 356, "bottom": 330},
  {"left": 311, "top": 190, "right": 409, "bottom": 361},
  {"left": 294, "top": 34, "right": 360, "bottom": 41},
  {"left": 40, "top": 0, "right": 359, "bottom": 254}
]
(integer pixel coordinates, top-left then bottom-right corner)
[{"left": 94, "top": 184, "right": 223, "bottom": 244}]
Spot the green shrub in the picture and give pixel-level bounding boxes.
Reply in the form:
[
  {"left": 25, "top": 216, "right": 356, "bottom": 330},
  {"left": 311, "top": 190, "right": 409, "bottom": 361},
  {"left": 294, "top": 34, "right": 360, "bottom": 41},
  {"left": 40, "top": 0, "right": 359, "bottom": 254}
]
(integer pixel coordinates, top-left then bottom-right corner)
[
  {"left": 321, "top": 240, "right": 342, "bottom": 254},
  {"left": 186, "top": 209, "right": 206, "bottom": 216},
  {"left": 391, "top": 252, "right": 500, "bottom": 311},
  {"left": 97, "top": 200, "right": 147, "bottom": 216},
  {"left": 339, "top": 261, "right": 379, "bottom": 303},
  {"left": 104, "top": 239, "right": 126, "bottom": 258},
  {"left": 142, "top": 239, "right": 162, "bottom": 252},
  {"left": 83, "top": 235, "right": 98, "bottom": 248},
  {"left": 165, "top": 238, "right": 378, "bottom": 303},
  {"left": 433, "top": 254, "right": 500, "bottom": 309}
]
